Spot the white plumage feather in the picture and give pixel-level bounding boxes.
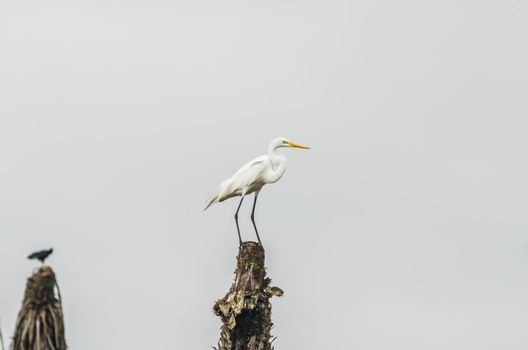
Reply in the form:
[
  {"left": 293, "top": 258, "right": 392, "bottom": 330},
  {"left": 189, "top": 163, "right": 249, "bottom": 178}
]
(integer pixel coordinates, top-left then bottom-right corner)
[{"left": 204, "top": 137, "right": 309, "bottom": 211}]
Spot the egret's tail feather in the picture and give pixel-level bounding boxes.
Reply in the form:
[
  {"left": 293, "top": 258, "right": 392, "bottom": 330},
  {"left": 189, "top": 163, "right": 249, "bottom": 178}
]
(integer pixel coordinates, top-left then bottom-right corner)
[{"left": 203, "top": 194, "right": 218, "bottom": 211}]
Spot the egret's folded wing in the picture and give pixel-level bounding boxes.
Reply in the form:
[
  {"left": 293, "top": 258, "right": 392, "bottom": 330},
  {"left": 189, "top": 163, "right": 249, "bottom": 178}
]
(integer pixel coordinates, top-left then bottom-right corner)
[
  {"left": 231, "top": 155, "right": 267, "bottom": 178},
  {"left": 217, "top": 156, "right": 268, "bottom": 201}
]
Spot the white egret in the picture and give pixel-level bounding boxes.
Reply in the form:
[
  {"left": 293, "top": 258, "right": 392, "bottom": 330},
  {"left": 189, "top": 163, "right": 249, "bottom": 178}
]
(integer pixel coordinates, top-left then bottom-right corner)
[{"left": 205, "top": 137, "right": 310, "bottom": 246}]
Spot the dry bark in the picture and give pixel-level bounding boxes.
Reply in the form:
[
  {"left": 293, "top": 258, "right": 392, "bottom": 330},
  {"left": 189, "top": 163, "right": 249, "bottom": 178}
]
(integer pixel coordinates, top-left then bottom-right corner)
[
  {"left": 0, "top": 320, "right": 5, "bottom": 350},
  {"left": 213, "top": 242, "right": 283, "bottom": 350},
  {"left": 11, "top": 266, "right": 67, "bottom": 350}
]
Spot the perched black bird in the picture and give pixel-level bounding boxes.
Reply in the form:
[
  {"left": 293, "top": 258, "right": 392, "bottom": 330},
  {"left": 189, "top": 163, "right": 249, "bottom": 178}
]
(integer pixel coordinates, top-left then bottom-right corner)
[{"left": 27, "top": 248, "right": 53, "bottom": 264}]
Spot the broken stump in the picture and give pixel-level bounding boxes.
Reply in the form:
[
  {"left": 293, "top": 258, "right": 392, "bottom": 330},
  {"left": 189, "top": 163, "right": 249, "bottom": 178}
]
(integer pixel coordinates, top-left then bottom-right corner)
[
  {"left": 214, "top": 242, "right": 283, "bottom": 350},
  {"left": 11, "top": 266, "right": 67, "bottom": 350}
]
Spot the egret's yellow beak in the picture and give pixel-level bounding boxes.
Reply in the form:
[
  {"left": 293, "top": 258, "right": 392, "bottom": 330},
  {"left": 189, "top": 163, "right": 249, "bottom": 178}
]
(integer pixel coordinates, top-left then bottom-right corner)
[{"left": 285, "top": 140, "right": 310, "bottom": 149}]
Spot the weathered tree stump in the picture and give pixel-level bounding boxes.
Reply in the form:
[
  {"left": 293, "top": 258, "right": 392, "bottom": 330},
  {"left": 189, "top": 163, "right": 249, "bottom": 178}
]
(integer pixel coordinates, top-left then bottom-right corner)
[
  {"left": 214, "top": 242, "right": 283, "bottom": 350},
  {"left": 11, "top": 266, "right": 67, "bottom": 350},
  {"left": 0, "top": 320, "right": 5, "bottom": 350}
]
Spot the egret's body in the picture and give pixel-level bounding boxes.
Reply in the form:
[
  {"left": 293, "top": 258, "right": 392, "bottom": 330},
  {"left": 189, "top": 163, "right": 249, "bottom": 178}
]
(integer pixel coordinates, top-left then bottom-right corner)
[{"left": 205, "top": 137, "right": 309, "bottom": 245}]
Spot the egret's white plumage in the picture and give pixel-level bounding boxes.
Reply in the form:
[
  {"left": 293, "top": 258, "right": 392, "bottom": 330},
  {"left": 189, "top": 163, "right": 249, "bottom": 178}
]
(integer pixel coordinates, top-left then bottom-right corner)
[
  {"left": 205, "top": 137, "right": 309, "bottom": 209},
  {"left": 205, "top": 137, "right": 310, "bottom": 245}
]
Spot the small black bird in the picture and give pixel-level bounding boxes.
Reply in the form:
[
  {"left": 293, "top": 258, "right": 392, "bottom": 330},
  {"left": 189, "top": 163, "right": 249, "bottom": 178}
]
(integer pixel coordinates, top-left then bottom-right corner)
[{"left": 27, "top": 248, "right": 53, "bottom": 264}]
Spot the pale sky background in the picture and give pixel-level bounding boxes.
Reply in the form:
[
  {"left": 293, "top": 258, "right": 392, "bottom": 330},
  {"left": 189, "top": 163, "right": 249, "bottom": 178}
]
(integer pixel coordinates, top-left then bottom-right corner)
[{"left": 1, "top": 0, "right": 527, "bottom": 349}]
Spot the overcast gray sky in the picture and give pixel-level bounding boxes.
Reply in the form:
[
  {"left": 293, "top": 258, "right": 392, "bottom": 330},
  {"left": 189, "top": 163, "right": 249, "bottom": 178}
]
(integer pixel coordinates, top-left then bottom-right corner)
[{"left": 1, "top": 0, "right": 527, "bottom": 349}]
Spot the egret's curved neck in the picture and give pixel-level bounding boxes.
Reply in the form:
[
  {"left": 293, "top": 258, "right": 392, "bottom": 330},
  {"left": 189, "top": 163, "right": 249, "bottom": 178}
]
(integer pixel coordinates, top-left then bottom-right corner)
[
  {"left": 267, "top": 142, "right": 282, "bottom": 165},
  {"left": 266, "top": 142, "right": 287, "bottom": 183}
]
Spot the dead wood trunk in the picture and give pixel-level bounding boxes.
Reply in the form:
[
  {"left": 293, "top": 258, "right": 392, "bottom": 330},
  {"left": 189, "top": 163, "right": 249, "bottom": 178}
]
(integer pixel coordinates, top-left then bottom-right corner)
[
  {"left": 213, "top": 242, "right": 283, "bottom": 350},
  {"left": 0, "top": 321, "right": 5, "bottom": 350},
  {"left": 11, "top": 266, "right": 67, "bottom": 350}
]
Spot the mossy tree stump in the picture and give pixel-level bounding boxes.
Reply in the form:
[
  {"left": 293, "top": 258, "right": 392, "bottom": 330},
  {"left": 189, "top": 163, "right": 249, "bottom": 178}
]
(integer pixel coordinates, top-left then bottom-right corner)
[
  {"left": 11, "top": 266, "right": 67, "bottom": 350},
  {"left": 214, "top": 242, "right": 283, "bottom": 350}
]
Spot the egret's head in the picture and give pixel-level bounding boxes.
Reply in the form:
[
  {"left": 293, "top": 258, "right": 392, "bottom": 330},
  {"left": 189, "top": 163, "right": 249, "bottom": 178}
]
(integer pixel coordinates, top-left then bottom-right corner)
[{"left": 274, "top": 137, "right": 310, "bottom": 150}]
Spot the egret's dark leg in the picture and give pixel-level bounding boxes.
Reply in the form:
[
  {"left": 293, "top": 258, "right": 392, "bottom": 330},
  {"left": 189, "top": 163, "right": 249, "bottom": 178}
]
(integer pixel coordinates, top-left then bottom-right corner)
[
  {"left": 250, "top": 192, "right": 262, "bottom": 245},
  {"left": 234, "top": 196, "right": 245, "bottom": 246}
]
